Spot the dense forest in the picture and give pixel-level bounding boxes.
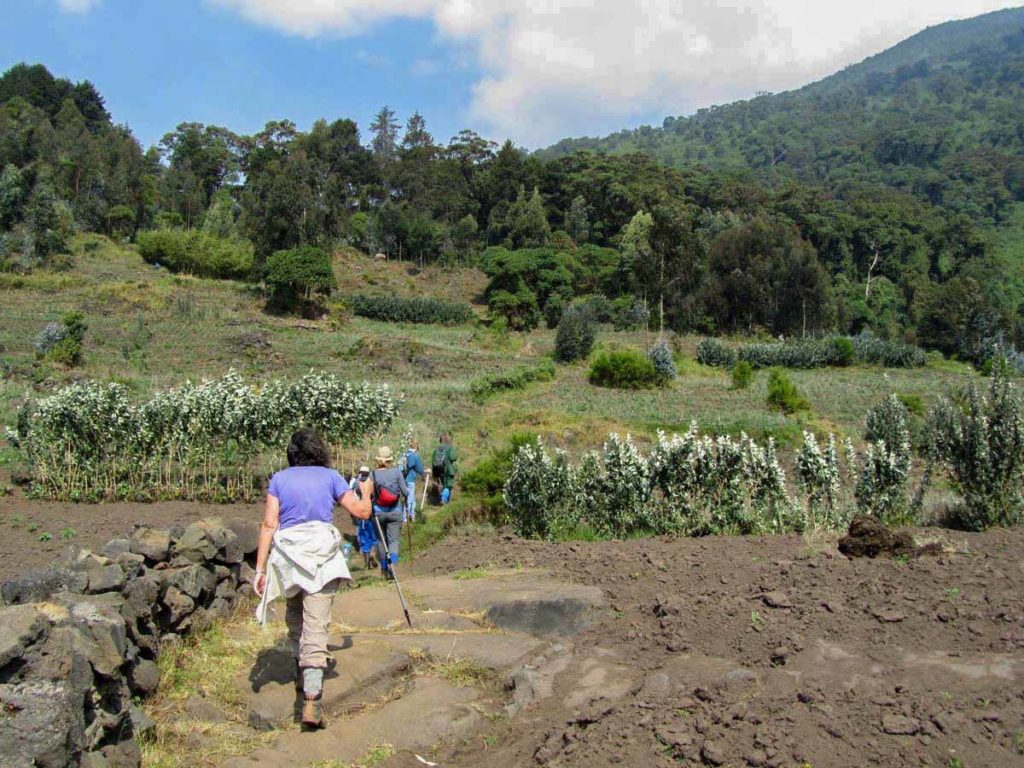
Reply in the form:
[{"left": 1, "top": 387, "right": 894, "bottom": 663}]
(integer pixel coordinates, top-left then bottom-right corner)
[
  {"left": 542, "top": 7, "right": 1024, "bottom": 227},
  {"left": 2, "top": 6, "right": 1024, "bottom": 365}
]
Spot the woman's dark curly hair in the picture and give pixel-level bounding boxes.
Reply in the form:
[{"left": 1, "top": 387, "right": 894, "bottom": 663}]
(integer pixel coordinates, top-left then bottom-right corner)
[{"left": 286, "top": 428, "right": 332, "bottom": 468}]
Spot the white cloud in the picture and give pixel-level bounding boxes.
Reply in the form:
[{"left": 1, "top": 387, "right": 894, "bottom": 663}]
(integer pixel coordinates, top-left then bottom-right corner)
[
  {"left": 411, "top": 58, "right": 443, "bottom": 77},
  {"left": 57, "top": 0, "right": 100, "bottom": 12},
  {"left": 211, "top": 0, "right": 1019, "bottom": 146}
]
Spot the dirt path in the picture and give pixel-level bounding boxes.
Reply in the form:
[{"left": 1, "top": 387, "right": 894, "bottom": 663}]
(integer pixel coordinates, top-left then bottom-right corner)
[{"left": 0, "top": 496, "right": 260, "bottom": 579}]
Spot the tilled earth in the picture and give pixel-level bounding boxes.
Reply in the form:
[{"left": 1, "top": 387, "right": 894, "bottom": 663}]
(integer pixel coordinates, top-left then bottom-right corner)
[
  {"left": 414, "top": 528, "right": 1024, "bottom": 768},
  {"left": 0, "top": 497, "right": 259, "bottom": 580}
]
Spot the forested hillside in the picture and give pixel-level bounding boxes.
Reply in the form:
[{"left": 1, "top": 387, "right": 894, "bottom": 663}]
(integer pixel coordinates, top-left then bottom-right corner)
[
  {"left": 2, "top": 7, "right": 1024, "bottom": 368},
  {"left": 542, "top": 7, "right": 1024, "bottom": 227}
]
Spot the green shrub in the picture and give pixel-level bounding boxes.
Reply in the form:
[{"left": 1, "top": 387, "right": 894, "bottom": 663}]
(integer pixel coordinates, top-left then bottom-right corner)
[
  {"left": 696, "top": 338, "right": 736, "bottom": 367},
  {"left": 766, "top": 368, "right": 809, "bottom": 414},
  {"left": 38, "top": 311, "right": 87, "bottom": 367},
  {"left": 266, "top": 246, "right": 336, "bottom": 312},
  {"left": 731, "top": 360, "right": 754, "bottom": 389},
  {"left": 647, "top": 341, "right": 677, "bottom": 382},
  {"left": 698, "top": 335, "right": 925, "bottom": 370},
  {"left": 543, "top": 295, "right": 565, "bottom": 329},
  {"left": 740, "top": 338, "right": 841, "bottom": 369},
  {"left": 137, "top": 229, "right": 253, "bottom": 280},
  {"left": 574, "top": 294, "right": 614, "bottom": 323},
  {"left": 832, "top": 337, "right": 855, "bottom": 367},
  {"left": 865, "top": 394, "right": 911, "bottom": 449},
  {"left": 555, "top": 304, "right": 597, "bottom": 363},
  {"left": 855, "top": 438, "right": 914, "bottom": 526},
  {"left": 852, "top": 332, "right": 927, "bottom": 367},
  {"left": 611, "top": 297, "right": 650, "bottom": 330},
  {"left": 469, "top": 360, "right": 556, "bottom": 403},
  {"left": 487, "top": 287, "right": 540, "bottom": 331},
  {"left": 589, "top": 349, "right": 661, "bottom": 389},
  {"left": 898, "top": 393, "right": 924, "bottom": 416},
  {"left": 348, "top": 294, "right": 474, "bottom": 325},
  {"left": 49, "top": 336, "right": 82, "bottom": 367},
  {"left": 927, "top": 365, "right": 1024, "bottom": 530},
  {"left": 504, "top": 430, "right": 796, "bottom": 540},
  {"left": 462, "top": 433, "right": 539, "bottom": 519}
]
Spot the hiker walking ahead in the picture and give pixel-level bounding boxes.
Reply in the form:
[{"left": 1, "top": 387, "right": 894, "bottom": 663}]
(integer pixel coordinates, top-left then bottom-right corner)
[
  {"left": 254, "top": 428, "right": 372, "bottom": 728},
  {"left": 401, "top": 440, "right": 425, "bottom": 521},
  {"left": 371, "top": 446, "right": 409, "bottom": 577},
  {"left": 431, "top": 433, "right": 459, "bottom": 505},
  {"left": 352, "top": 465, "right": 378, "bottom": 568}
]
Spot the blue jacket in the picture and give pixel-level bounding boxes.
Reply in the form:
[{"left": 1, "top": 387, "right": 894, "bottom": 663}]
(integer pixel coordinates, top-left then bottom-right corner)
[{"left": 403, "top": 449, "right": 425, "bottom": 485}]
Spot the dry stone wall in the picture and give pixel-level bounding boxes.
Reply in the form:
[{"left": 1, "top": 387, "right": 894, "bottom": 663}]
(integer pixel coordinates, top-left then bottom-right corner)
[{"left": 0, "top": 517, "right": 259, "bottom": 768}]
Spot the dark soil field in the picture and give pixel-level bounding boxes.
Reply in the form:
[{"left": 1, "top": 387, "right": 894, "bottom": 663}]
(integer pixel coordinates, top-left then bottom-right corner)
[
  {"left": 0, "top": 497, "right": 259, "bottom": 580},
  {"left": 415, "top": 528, "right": 1024, "bottom": 768}
]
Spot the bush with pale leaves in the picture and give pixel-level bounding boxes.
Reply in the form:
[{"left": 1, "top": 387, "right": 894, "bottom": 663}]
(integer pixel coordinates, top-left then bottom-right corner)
[{"left": 7, "top": 370, "right": 399, "bottom": 502}]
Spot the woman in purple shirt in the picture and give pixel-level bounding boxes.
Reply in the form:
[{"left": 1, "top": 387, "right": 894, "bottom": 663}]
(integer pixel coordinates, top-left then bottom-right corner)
[{"left": 254, "top": 428, "right": 372, "bottom": 728}]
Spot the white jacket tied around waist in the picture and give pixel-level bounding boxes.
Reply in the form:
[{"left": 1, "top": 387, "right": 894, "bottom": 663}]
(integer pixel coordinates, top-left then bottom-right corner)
[{"left": 256, "top": 521, "right": 350, "bottom": 625}]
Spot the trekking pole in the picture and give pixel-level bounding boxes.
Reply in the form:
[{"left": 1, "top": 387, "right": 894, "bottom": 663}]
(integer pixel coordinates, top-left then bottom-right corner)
[
  {"left": 406, "top": 517, "right": 414, "bottom": 574},
  {"left": 372, "top": 514, "right": 413, "bottom": 627}
]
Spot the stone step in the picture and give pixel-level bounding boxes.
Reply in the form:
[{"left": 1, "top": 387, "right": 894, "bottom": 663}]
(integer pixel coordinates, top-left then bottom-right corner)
[
  {"left": 223, "top": 676, "right": 483, "bottom": 768},
  {"left": 244, "top": 641, "right": 411, "bottom": 731},
  {"left": 333, "top": 569, "right": 606, "bottom": 637},
  {"left": 360, "top": 630, "right": 547, "bottom": 670}
]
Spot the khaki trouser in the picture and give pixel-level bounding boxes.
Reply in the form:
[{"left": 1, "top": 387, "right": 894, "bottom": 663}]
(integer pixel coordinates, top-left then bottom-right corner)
[{"left": 285, "top": 578, "right": 340, "bottom": 669}]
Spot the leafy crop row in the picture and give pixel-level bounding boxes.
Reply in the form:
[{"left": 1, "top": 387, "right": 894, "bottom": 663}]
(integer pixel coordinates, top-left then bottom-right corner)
[
  {"left": 696, "top": 333, "right": 926, "bottom": 370},
  {"left": 504, "top": 368, "right": 1024, "bottom": 539},
  {"left": 6, "top": 371, "right": 398, "bottom": 502},
  {"left": 347, "top": 294, "right": 474, "bottom": 325}
]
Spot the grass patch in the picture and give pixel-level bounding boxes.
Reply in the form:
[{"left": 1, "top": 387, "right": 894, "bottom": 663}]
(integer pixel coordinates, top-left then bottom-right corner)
[
  {"left": 452, "top": 567, "right": 490, "bottom": 580},
  {"left": 140, "top": 720, "right": 275, "bottom": 768},
  {"left": 354, "top": 743, "right": 396, "bottom": 767},
  {"left": 307, "top": 744, "right": 397, "bottom": 768},
  {"left": 140, "top": 607, "right": 284, "bottom": 768},
  {"left": 420, "top": 657, "right": 499, "bottom": 688},
  {"left": 150, "top": 619, "right": 265, "bottom": 713}
]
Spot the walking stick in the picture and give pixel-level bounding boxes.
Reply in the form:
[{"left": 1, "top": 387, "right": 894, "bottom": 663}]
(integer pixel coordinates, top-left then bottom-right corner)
[
  {"left": 405, "top": 517, "right": 414, "bottom": 574},
  {"left": 372, "top": 514, "right": 413, "bottom": 627},
  {"left": 420, "top": 470, "right": 430, "bottom": 511}
]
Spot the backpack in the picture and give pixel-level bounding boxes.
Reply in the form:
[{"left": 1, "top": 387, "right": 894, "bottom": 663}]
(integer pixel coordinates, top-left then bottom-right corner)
[
  {"left": 371, "top": 470, "right": 402, "bottom": 507},
  {"left": 431, "top": 444, "right": 449, "bottom": 474}
]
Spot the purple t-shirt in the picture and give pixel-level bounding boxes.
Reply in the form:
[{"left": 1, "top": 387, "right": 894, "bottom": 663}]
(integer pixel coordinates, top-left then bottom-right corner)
[{"left": 268, "top": 466, "right": 349, "bottom": 530}]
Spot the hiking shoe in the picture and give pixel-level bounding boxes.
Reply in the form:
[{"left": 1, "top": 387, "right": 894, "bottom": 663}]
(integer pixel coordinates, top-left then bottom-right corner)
[{"left": 301, "top": 694, "right": 324, "bottom": 728}]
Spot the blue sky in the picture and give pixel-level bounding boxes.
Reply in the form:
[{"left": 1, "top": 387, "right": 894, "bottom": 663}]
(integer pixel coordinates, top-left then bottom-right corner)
[
  {"left": 2, "top": 0, "right": 484, "bottom": 150},
  {"left": 2, "top": 0, "right": 1019, "bottom": 151}
]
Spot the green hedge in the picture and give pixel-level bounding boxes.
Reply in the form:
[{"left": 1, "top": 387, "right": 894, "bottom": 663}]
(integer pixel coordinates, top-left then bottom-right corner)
[
  {"left": 695, "top": 338, "right": 736, "bottom": 367},
  {"left": 696, "top": 335, "right": 926, "bottom": 370},
  {"left": 851, "top": 333, "right": 927, "bottom": 367},
  {"left": 348, "top": 294, "right": 474, "bottom": 325},
  {"left": 137, "top": 229, "right": 253, "bottom": 280},
  {"left": 470, "top": 360, "right": 555, "bottom": 403},
  {"left": 589, "top": 349, "right": 661, "bottom": 389}
]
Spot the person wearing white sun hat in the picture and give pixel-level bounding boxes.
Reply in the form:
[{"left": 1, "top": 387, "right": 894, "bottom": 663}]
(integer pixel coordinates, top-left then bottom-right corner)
[{"left": 370, "top": 446, "right": 408, "bottom": 578}]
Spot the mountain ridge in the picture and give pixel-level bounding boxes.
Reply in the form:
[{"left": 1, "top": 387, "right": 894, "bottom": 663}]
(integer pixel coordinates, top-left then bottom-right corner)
[{"left": 539, "top": 6, "right": 1024, "bottom": 227}]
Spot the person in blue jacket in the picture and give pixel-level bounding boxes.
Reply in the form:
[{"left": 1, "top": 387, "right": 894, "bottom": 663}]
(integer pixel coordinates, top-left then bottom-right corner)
[
  {"left": 352, "top": 465, "right": 378, "bottom": 568},
  {"left": 401, "top": 440, "right": 425, "bottom": 521}
]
